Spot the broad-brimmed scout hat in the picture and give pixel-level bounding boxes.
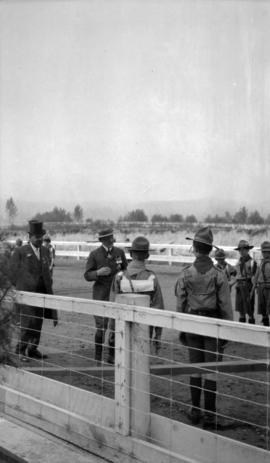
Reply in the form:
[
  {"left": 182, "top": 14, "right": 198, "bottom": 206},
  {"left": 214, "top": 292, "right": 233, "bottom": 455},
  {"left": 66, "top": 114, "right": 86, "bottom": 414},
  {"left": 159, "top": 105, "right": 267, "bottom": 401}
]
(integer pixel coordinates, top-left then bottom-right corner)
[
  {"left": 130, "top": 236, "right": 152, "bottom": 252},
  {"left": 98, "top": 228, "right": 114, "bottom": 240},
  {"left": 215, "top": 248, "right": 226, "bottom": 259},
  {"left": 261, "top": 241, "right": 270, "bottom": 252},
  {"left": 234, "top": 240, "right": 253, "bottom": 251},
  {"left": 28, "top": 220, "right": 46, "bottom": 237},
  {"left": 186, "top": 227, "right": 214, "bottom": 247}
]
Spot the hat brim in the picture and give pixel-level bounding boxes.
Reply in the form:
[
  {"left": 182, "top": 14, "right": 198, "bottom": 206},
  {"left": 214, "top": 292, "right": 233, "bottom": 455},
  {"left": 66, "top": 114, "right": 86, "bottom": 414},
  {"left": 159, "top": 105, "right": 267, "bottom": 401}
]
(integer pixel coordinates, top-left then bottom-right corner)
[
  {"left": 129, "top": 248, "right": 154, "bottom": 252},
  {"left": 28, "top": 230, "right": 46, "bottom": 237},
  {"left": 234, "top": 245, "right": 254, "bottom": 251},
  {"left": 98, "top": 233, "right": 114, "bottom": 239},
  {"left": 186, "top": 237, "right": 213, "bottom": 247}
]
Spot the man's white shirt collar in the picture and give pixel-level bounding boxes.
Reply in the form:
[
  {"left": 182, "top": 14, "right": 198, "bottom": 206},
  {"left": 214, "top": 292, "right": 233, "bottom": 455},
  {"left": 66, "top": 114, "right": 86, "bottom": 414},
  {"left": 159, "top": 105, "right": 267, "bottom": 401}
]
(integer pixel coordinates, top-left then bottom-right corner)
[{"left": 30, "top": 242, "right": 40, "bottom": 260}]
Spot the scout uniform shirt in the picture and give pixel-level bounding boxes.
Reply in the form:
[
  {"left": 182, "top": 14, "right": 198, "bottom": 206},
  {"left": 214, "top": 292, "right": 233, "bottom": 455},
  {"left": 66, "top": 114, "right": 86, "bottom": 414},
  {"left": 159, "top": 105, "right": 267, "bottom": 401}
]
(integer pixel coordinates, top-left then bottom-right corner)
[
  {"left": 254, "top": 258, "right": 270, "bottom": 316},
  {"left": 175, "top": 256, "right": 233, "bottom": 320},
  {"left": 235, "top": 255, "right": 257, "bottom": 315}
]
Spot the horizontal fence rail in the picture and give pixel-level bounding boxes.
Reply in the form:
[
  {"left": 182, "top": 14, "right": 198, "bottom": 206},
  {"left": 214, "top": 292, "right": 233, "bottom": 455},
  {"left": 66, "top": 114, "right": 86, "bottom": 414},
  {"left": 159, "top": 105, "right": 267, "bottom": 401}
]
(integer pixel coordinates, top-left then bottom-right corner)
[{"left": 1, "top": 290, "right": 269, "bottom": 463}]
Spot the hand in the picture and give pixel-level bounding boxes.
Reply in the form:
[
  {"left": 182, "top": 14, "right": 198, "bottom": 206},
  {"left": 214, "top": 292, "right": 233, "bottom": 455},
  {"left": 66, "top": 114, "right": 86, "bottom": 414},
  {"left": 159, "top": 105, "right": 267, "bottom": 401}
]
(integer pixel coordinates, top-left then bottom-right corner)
[{"left": 97, "top": 266, "right": 112, "bottom": 276}]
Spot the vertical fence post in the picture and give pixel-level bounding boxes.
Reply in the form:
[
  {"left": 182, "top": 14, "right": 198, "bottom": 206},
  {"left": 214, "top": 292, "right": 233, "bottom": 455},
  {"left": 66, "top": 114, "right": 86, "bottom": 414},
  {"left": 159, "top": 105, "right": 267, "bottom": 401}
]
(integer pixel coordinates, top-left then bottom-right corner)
[
  {"left": 77, "top": 244, "right": 81, "bottom": 261},
  {"left": 168, "top": 247, "right": 172, "bottom": 266},
  {"left": 114, "top": 294, "right": 150, "bottom": 439}
]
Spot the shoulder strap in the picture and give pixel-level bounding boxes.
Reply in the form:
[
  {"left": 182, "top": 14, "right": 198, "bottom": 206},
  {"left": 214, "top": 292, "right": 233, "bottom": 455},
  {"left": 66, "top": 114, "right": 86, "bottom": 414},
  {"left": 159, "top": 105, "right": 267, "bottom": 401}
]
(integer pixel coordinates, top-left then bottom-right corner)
[{"left": 123, "top": 270, "right": 135, "bottom": 292}]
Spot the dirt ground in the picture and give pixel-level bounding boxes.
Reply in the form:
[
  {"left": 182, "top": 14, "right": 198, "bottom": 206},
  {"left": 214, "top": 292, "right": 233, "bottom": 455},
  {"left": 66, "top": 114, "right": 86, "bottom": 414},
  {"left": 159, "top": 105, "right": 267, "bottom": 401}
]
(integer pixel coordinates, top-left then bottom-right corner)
[{"left": 19, "top": 258, "right": 270, "bottom": 451}]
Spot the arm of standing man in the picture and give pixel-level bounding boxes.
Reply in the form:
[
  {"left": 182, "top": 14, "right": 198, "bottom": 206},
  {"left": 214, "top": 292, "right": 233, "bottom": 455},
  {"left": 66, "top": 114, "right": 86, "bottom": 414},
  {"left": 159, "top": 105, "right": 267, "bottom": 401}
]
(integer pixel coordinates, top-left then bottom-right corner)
[{"left": 84, "top": 251, "right": 111, "bottom": 281}]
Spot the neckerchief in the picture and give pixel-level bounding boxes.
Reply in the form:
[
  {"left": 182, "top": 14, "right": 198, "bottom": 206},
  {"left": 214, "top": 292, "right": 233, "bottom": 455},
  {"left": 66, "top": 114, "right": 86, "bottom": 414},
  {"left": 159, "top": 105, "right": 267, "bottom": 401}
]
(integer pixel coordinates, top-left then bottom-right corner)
[{"left": 193, "top": 255, "right": 213, "bottom": 274}]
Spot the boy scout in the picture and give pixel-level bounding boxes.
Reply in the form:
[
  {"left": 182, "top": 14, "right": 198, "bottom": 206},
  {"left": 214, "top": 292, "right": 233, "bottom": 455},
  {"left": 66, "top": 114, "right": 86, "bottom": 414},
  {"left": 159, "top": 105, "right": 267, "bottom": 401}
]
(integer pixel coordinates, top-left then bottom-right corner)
[
  {"left": 252, "top": 241, "right": 270, "bottom": 327},
  {"left": 234, "top": 240, "right": 257, "bottom": 323},
  {"left": 175, "top": 227, "right": 233, "bottom": 429},
  {"left": 214, "top": 248, "right": 236, "bottom": 289},
  {"left": 108, "top": 236, "right": 164, "bottom": 364}
]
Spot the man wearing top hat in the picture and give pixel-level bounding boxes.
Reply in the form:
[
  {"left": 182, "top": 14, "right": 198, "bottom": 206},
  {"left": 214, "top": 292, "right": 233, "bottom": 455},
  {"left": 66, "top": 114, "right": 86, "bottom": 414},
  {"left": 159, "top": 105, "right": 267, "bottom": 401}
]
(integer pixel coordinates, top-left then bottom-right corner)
[
  {"left": 84, "top": 228, "right": 127, "bottom": 363},
  {"left": 175, "top": 227, "right": 233, "bottom": 429},
  {"left": 234, "top": 239, "right": 257, "bottom": 324},
  {"left": 10, "top": 220, "right": 58, "bottom": 361}
]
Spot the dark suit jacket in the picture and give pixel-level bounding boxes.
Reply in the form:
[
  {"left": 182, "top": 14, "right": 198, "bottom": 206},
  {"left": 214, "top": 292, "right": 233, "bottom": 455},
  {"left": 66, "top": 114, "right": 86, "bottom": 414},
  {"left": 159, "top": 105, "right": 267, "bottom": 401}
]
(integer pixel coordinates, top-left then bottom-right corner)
[
  {"left": 84, "top": 245, "right": 127, "bottom": 301},
  {"left": 10, "top": 243, "right": 56, "bottom": 319}
]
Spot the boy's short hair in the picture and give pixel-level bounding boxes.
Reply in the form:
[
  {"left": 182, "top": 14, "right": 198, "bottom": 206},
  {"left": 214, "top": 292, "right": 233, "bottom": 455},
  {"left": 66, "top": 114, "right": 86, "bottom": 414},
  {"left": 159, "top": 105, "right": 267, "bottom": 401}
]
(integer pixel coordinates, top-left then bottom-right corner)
[
  {"left": 130, "top": 250, "right": 149, "bottom": 261},
  {"left": 193, "top": 241, "right": 212, "bottom": 255}
]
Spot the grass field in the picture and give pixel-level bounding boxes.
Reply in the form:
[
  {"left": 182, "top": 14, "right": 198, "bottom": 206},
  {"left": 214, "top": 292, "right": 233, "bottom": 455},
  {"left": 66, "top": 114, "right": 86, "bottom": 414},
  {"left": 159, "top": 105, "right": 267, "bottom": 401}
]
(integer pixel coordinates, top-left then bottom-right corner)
[{"left": 24, "top": 257, "right": 269, "bottom": 451}]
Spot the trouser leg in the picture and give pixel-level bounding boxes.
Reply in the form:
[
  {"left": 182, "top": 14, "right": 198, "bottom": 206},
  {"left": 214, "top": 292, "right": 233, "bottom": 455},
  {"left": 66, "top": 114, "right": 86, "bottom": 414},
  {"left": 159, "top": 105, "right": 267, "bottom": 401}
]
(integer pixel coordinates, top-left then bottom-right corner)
[
  {"left": 189, "top": 377, "right": 202, "bottom": 424},
  {"left": 94, "top": 316, "right": 108, "bottom": 362},
  {"left": 16, "top": 305, "right": 32, "bottom": 355},
  {"left": 152, "top": 326, "right": 162, "bottom": 354},
  {"left": 203, "top": 379, "right": 217, "bottom": 428},
  {"left": 28, "top": 311, "right": 43, "bottom": 354},
  {"left": 107, "top": 318, "right": 115, "bottom": 364}
]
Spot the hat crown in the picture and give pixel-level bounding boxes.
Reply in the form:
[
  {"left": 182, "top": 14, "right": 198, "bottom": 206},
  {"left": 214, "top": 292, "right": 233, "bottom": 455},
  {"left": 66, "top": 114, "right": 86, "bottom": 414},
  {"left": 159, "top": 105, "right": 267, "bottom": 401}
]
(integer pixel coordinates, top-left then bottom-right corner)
[
  {"left": 130, "top": 236, "right": 150, "bottom": 252},
  {"left": 98, "top": 228, "right": 114, "bottom": 240},
  {"left": 28, "top": 220, "right": 45, "bottom": 236},
  {"left": 261, "top": 241, "right": 270, "bottom": 252},
  {"left": 191, "top": 227, "right": 213, "bottom": 246},
  {"left": 215, "top": 248, "right": 226, "bottom": 259},
  {"left": 235, "top": 239, "right": 254, "bottom": 250}
]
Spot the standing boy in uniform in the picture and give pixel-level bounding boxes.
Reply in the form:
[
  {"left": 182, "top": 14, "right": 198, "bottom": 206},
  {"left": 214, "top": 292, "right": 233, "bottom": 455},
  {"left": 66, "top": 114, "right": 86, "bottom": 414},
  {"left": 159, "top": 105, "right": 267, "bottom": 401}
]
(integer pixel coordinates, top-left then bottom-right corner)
[
  {"left": 234, "top": 240, "right": 257, "bottom": 323},
  {"left": 175, "top": 227, "right": 233, "bottom": 429},
  {"left": 252, "top": 241, "right": 270, "bottom": 327},
  {"left": 108, "top": 236, "right": 164, "bottom": 364},
  {"left": 84, "top": 228, "right": 127, "bottom": 363},
  {"left": 214, "top": 248, "right": 236, "bottom": 290}
]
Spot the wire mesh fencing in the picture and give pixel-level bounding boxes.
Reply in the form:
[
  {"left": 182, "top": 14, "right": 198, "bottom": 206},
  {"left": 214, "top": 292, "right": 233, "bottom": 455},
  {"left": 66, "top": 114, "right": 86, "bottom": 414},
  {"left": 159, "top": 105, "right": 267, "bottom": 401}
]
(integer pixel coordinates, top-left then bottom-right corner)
[{"left": 4, "top": 290, "right": 270, "bottom": 459}]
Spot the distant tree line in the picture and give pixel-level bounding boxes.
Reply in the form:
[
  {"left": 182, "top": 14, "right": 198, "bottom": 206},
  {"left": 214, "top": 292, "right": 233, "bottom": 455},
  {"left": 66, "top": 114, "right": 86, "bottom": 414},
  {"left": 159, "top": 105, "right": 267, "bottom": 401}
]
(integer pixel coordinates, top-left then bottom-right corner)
[
  {"left": 32, "top": 204, "right": 83, "bottom": 223},
  {"left": 3, "top": 198, "right": 270, "bottom": 226},
  {"left": 119, "top": 206, "right": 269, "bottom": 225}
]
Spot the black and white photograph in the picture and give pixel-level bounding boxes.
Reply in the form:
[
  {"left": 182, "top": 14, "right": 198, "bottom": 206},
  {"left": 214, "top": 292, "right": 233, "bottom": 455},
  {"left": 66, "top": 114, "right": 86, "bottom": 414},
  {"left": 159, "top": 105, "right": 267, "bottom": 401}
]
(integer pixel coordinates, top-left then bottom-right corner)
[{"left": 0, "top": 1, "right": 269, "bottom": 462}]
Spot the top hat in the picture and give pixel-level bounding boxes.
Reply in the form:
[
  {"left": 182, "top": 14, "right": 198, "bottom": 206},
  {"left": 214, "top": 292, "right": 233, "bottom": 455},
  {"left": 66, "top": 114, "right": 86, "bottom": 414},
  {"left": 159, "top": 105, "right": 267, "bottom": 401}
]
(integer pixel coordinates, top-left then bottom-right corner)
[
  {"left": 215, "top": 248, "right": 226, "bottom": 259},
  {"left": 130, "top": 236, "right": 151, "bottom": 252},
  {"left": 28, "top": 220, "right": 46, "bottom": 237},
  {"left": 234, "top": 240, "right": 253, "bottom": 251},
  {"left": 186, "top": 227, "right": 213, "bottom": 247},
  {"left": 261, "top": 241, "right": 270, "bottom": 252},
  {"left": 98, "top": 228, "right": 114, "bottom": 240}
]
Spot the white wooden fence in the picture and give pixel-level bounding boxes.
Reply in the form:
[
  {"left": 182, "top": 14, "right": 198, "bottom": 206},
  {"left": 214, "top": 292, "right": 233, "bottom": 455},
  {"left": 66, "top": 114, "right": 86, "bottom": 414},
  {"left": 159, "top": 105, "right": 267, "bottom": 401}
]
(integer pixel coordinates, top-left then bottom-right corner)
[
  {"left": 0, "top": 291, "right": 269, "bottom": 463},
  {"left": 49, "top": 240, "right": 262, "bottom": 265}
]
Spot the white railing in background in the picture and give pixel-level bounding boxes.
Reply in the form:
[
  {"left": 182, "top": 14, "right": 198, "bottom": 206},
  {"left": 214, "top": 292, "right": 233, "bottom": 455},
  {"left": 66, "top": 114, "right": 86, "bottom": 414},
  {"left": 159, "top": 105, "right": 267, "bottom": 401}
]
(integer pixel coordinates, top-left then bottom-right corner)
[
  {"left": 7, "top": 239, "right": 262, "bottom": 264},
  {"left": 51, "top": 241, "right": 261, "bottom": 265}
]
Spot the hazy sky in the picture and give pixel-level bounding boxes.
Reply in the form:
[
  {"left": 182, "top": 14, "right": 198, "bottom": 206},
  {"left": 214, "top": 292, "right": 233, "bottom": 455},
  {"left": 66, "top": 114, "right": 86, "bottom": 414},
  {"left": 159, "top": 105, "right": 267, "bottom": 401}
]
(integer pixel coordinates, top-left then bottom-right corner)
[{"left": 0, "top": 0, "right": 270, "bottom": 207}]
